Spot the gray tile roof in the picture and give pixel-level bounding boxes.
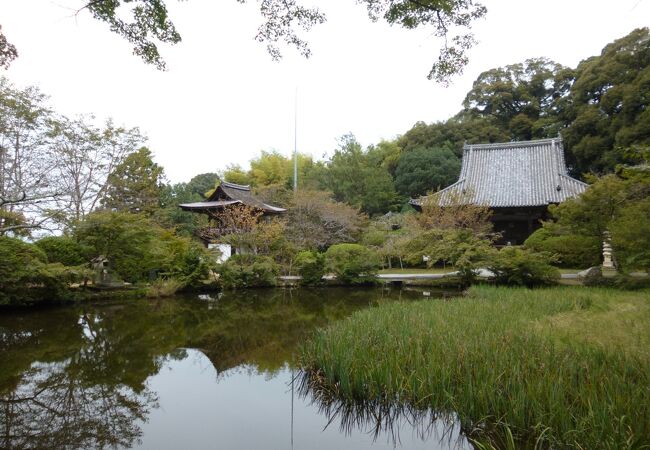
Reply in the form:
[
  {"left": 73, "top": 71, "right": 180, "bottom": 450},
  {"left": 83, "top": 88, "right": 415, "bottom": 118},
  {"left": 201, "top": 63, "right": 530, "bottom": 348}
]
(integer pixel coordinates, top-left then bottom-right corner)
[
  {"left": 179, "top": 181, "right": 286, "bottom": 213},
  {"left": 412, "top": 137, "right": 588, "bottom": 208}
]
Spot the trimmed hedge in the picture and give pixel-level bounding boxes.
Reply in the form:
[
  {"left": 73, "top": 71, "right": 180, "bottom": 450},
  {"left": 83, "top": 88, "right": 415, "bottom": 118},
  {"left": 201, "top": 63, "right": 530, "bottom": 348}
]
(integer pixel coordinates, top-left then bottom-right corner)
[{"left": 524, "top": 228, "right": 600, "bottom": 268}]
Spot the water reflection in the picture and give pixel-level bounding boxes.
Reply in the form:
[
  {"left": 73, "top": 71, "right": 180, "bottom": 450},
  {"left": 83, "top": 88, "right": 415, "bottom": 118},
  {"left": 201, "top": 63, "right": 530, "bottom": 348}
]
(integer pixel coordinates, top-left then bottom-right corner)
[
  {"left": 297, "top": 370, "right": 470, "bottom": 449},
  {"left": 0, "top": 287, "right": 466, "bottom": 449}
]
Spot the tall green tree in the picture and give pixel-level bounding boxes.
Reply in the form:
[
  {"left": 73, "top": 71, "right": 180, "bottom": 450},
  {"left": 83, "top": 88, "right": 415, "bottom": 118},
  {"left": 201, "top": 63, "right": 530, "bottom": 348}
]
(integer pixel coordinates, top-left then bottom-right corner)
[
  {"left": 398, "top": 115, "right": 509, "bottom": 158},
  {"left": 101, "top": 147, "right": 165, "bottom": 215},
  {"left": 186, "top": 172, "right": 220, "bottom": 197},
  {"left": 394, "top": 146, "right": 460, "bottom": 197},
  {"left": 563, "top": 28, "right": 650, "bottom": 174},
  {"left": 462, "top": 57, "right": 572, "bottom": 140},
  {"left": 324, "top": 135, "right": 400, "bottom": 215}
]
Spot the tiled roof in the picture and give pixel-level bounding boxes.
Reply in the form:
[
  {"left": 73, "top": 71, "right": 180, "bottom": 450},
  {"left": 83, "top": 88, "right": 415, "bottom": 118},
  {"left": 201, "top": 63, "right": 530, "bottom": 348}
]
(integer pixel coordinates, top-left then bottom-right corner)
[
  {"left": 179, "top": 182, "right": 286, "bottom": 213},
  {"left": 411, "top": 137, "right": 587, "bottom": 208}
]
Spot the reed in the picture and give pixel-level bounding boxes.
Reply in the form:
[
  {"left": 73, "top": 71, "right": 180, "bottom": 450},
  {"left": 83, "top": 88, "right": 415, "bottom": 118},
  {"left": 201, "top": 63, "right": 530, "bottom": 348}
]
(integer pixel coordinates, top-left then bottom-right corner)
[
  {"left": 145, "top": 278, "right": 185, "bottom": 298},
  {"left": 299, "top": 286, "right": 650, "bottom": 449}
]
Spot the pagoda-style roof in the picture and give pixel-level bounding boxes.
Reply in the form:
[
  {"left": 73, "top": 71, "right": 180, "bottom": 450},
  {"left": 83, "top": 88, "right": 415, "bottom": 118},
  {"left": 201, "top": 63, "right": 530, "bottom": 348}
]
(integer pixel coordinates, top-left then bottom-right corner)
[
  {"left": 411, "top": 137, "right": 588, "bottom": 208},
  {"left": 179, "top": 181, "right": 286, "bottom": 214}
]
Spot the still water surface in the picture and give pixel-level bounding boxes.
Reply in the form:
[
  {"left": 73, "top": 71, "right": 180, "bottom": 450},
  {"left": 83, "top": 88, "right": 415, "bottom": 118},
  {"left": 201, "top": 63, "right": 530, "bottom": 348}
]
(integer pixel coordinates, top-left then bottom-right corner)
[{"left": 0, "top": 287, "right": 471, "bottom": 449}]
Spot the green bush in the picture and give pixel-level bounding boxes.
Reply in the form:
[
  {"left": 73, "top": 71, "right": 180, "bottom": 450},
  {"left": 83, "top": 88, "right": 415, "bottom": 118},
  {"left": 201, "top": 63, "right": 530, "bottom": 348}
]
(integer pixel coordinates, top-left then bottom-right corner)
[
  {"left": 35, "top": 235, "right": 88, "bottom": 266},
  {"left": 154, "top": 230, "right": 215, "bottom": 287},
  {"left": 75, "top": 211, "right": 213, "bottom": 285},
  {"left": 294, "top": 250, "right": 325, "bottom": 285},
  {"left": 0, "top": 237, "right": 90, "bottom": 306},
  {"left": 487, "top": 246, "right": 560, "bottom": 287},
  {"left": 524, "top": 228, "right": 601, "bottom": 268},
  {"left": 324, "top": 243, "right": 380, "bottom": 284},
  {"left": 218, "top": 254, "right": 279, "bottom": 289}
]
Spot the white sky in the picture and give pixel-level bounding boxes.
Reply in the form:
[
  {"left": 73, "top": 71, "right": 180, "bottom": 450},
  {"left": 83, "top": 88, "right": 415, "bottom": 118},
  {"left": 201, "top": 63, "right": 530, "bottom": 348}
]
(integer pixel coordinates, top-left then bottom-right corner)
[{"left": 1, "top": 0, "right": 649, "bottom": 183}]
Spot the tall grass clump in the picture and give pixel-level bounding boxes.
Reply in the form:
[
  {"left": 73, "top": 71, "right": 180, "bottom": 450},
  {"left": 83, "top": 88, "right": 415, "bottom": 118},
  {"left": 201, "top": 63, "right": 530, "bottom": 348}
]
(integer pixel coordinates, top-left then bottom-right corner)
[
  {"left": 145, "top": 278, "right": 185, "bottom": 298},
  {"left": 299, "top": 286, "right": 650, "bottom": 449}
]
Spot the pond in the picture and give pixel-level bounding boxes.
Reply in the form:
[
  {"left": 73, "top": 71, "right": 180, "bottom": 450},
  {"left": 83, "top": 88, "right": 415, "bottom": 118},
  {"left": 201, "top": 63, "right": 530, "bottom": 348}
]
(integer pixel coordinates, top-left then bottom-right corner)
[{"left": 0, "top": 287, "right": 472, "bottom": 450}]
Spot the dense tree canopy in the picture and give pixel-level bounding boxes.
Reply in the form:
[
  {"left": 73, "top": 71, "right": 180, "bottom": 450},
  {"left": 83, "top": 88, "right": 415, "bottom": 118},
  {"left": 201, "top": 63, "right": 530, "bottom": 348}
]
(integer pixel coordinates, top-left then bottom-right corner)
[
  {"left": 322, "top": 135, "right": 400, "bottom": 215},
  {"left": 462, "top": 58, "right": 573, "bottom": 140},
  {"left": 394, "top": 146, "right": 460, "bottom": 197},
  {"left": 101, "top": 147, "right": 165, "bottom": 215},
  {"left": 563, "top": 28, "right": 650, "bottom": 174}
]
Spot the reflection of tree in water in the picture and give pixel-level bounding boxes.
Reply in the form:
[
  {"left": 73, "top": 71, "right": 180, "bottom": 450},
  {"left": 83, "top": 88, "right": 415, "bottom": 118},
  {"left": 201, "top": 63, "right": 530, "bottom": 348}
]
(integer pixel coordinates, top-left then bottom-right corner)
[
  {"left": 190, "top": 287, "right": 419, "bottom": 375},
  {"left": 1, "top": 361, "right": 156, "bottom": 449},
  {"left": 297, "top": 370, "right": 470, "bottom": 449},
  {"left": 0, "top": 306, "right": 180, "bottom": 449},
  {"left": 0, "top": 287, "right": 426, "bottom": 448}
]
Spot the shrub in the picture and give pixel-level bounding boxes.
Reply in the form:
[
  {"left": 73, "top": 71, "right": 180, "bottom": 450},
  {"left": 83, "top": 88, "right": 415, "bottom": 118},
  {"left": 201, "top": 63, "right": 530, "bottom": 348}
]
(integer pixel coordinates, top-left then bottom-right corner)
[
  {"left": 145, "top": 278, "right": 185, "bottom": 298},
  {"left": 154, "top": 231, "right": 216, "bottom": 287},
  {"left": 218, "top": 254, "right": 279, "bottom": 289},
  {"left": 487, "top": 247, "right": 560, "bottom": 287},
  {"left": 35, "top": 235, "right": 88, "bottom": 266},
  {"left": 610, "top": 197, "right": 650, "bottom": 272},
  {"left": 75, "top": 211, "right": 214, "bottom": 285},
  {"left": 294, "top": 251, "right": 325, "bottom": 285},
  {"left": 324, "top": 243, "right": 380, "bottom": 284},
  {"left": 524, "top": 228, "right": 600, "bottom": 268},
  {"left": 0, "top": 237, "right": 90, "bottom": 306},
  {"left": 404, "top": 228, "right": 495, "bottom": 282}
]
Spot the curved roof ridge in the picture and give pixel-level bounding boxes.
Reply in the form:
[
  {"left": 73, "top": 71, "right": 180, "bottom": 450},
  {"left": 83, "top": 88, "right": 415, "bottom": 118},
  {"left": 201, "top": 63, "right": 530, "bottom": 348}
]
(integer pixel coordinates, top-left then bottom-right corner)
[
  {"left": 463, "top": 136, "right": 562, "bottom": 150},
  {"left": 221, "top": 181, "right": 251, "bottom": 190}
]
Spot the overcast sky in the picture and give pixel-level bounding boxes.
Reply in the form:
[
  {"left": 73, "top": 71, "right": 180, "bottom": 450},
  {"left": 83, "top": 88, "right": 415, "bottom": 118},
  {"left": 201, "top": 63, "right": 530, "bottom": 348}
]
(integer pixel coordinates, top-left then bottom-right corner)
[{"left": 1, "top": 0, "right": 649, "bottom": 183}]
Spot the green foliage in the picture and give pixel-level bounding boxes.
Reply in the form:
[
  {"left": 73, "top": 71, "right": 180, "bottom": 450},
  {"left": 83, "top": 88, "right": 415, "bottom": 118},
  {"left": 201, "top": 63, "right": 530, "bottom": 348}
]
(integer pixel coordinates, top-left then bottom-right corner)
[
  {"left": 294, "top": 250, "right": 325, "bottom": 285},
  {"left": 156, "top": 181, "right": 209, "bottom": 236},
  {"left": 548, "top": 172, "right": 650, "bottom": 271},
  {"left": 486, "top": 246, "right": 560, "bottom": 287},
  {"left": 301, "top": 286, "right": 650, "bottom": 449},
  {"left": 74, "top": 211, "right": 212, "bottom": 285},
  {"left": 86, "top": 0, "right": 181, "bottom": 70},
  {"left": 218, "top": 254, "right": 279, "bottom": 289},
  {"left": 610, "top": 197, "right": 650, "bottom": 271},
  {"left": 323, "top": 135, "right": 400, "bottom": 215},
  {"left": 145, "top": 278, "right": 185, "bottom": 298},
  {"left": 404, "top": 228, "right": 493, "bottom": 281},
  {"left": 0, "top": 25, "right": 18, "bottom": 69},
  {"left": 0, "top": 237, "right": 90, "bottom": 305},
  {"left": 74, "top": 211, "right": 156, "bottom": 282},
  {"left": 462, "top": 58, "right": 572, "bottom": 139},
  {"left": 324, "top": 243, "right": 380, "bottom": 283},
  {"left": 154, "top": 230, "right": 216, "bottom": 287},
  {"left": 394, "top": 146, "right": 460, "bottom": 197},
  {"left": 35, "top": 236, "right": 88, "bottom": 266},
  {"left": 397, "top": 116, "right": 509, "bottom": 158},
  {"left": 286, "top": 190, "right": 366, "bottom": 250},
  {"left": 101, "top": 147, "right": 165, "bottom": 215},
  {"left": 563, "top": 28, "right": 650, "bottom": 174},
  {"left": 524, "top": 228, "right": 601, "bottom": 268},
  {"left": 187, "top": 172, "right": 220, "bottom": 198}
]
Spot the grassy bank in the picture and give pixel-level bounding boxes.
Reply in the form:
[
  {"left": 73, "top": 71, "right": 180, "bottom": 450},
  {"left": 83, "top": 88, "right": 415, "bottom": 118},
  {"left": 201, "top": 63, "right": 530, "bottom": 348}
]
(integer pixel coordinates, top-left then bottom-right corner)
[{"left": 299, "top": 286, "right": 650, "bottom": 449}]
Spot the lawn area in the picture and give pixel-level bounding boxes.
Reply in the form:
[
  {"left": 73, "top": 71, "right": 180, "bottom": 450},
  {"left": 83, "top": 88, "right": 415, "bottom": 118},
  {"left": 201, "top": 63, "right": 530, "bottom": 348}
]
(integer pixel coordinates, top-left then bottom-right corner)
[
  {"left": 378, "top": 267, "right": 456, "bottom": 274},
  {"left": 300, "top": 286, "right": 650, "bottom": 449}
]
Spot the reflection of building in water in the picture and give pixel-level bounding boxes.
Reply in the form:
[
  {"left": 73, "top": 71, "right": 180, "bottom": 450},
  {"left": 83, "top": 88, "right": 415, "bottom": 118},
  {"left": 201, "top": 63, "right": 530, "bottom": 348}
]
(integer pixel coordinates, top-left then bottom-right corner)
[{"left": 410, "top": 137, "right": 588, "bottom": 244}]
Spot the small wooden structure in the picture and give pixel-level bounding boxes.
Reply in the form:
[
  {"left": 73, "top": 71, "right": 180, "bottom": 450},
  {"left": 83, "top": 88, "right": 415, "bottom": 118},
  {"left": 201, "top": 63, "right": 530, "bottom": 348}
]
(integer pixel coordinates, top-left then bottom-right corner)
[
  {"left": 411, "top": 137, "right": 588, "bottom": 244},
  {"left": 179, "top": 181, "right": 286, "bottom": 259},
  {"left": 179, "top": 181, "right": 286, "bottom": 215}
]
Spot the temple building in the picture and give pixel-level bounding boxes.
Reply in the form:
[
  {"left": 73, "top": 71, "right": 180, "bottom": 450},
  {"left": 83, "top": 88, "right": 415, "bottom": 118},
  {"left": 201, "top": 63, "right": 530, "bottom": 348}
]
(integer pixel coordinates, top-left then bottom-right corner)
[
  {"left": 180, "top": 181, "right": 286, "bottom": 215},
  {"left": 180, "top": 181, "right": 286, "bottom": 260},
  {"left": 410, "top": 137, "right": 588, "bottom": 244}
]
